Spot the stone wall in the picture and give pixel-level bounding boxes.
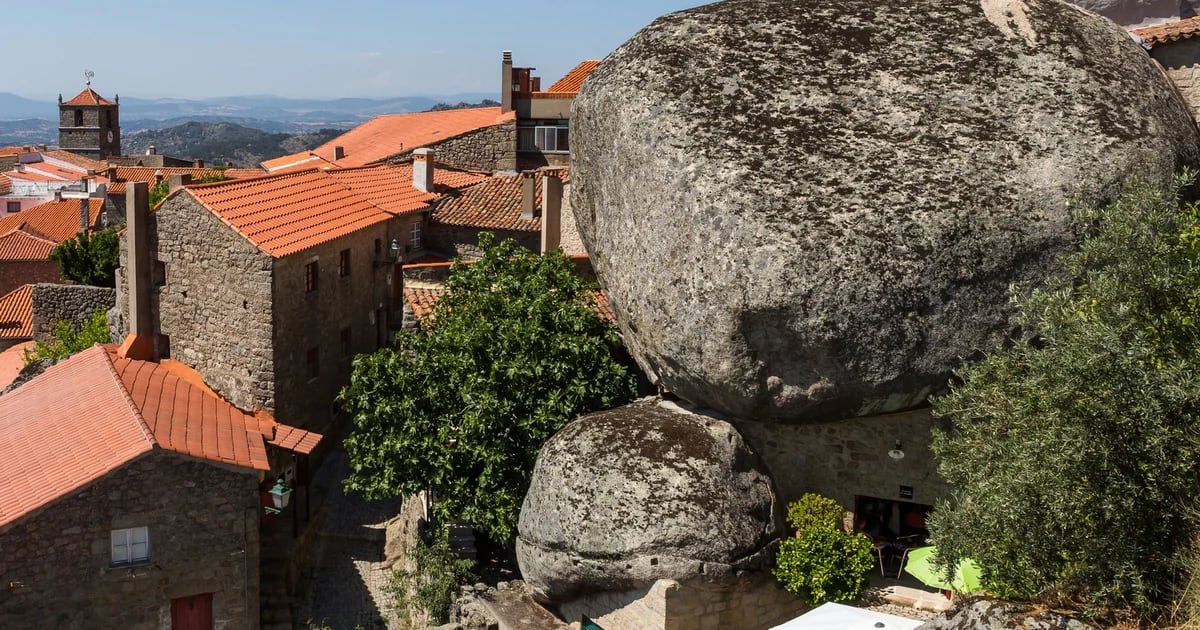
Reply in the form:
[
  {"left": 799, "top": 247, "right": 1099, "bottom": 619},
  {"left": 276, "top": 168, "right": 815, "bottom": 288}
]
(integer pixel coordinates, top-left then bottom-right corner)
[
  {"left": 30, "top": 283, "right": 115, "bottom": 341},
  {"left": 0, "top": 260, "right": 59, "bottom": 298},
  {"left": 384, "top": 120, "right": 517, "bottom": 174},
  {"left": 270, "top": 215, "right": 410, "bottom": 430},
  {"left": 558, "top": 576, "right": 805, "bottom": 630},
  {"left": 0, "top": 450, "right": 261, "bottom": 630},
  {"left": 123, "top": 194, "right": 276, "bottom": 413},
  {"left": 1152, "top": 39, "right": 1200, "bottom": 122},
  {"left": 557, "top": 182, "right": 586, "bottom": 256},
  {"left": 425, "top": 223, "right": 540, "bottom": 261},
  {"left": 731, "top": 408, "right": 951, "bottom": 512}
]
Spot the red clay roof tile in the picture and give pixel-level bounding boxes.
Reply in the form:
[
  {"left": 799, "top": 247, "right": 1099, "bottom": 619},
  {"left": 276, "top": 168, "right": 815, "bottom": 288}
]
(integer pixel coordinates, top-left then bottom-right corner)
[
  {"left": 42, "top": 150, "right": 107, "bottom": 172},
  {"left": 0, "top": 174, "right": 10, "bottom": 195},
  {"left": 0, "top": 343, "right": 323, "bottom": 528},
  {"left": 0, "top": 228, "right": 58, "bottom": 261},
  {"left": 544, "top": 60, "right": 601, "bottom": 94},
  {"left": 1133, "top": 16, "right": 1200, "bottom": 44},
  {"left": 263, "top": 107, "right": 515, "bottom": 172},
  {"left": 62, "top": 87, "right": 116, "bottom": 106},
  {"left": 403, "top": 283, "right": 614, "bottom": 324},
  {"left": 0, "top": 284, "right": 33, "bottom": 339},
  {"left": 0, "top": 197, "right": 103, "bottom": 252},
  {"left": 432, "top": 172, "right": 558, "bottom": 232}
]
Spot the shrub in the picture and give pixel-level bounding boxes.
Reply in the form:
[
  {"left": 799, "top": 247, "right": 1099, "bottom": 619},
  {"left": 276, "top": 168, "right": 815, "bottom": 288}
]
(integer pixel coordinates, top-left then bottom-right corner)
[
  {"left": 50, "top": 229, "right": 119, "bottom": 287},
  {"left": 786, "top": 493, "right": 846, "bottom": 533},
  {"left": 388, "top": 526, "right": 476, "bottom": 625},
  {"left": 24, "top": 309, "right": 109, "bottom": 364},
  {"left": 773, "top": 526, "right": 875, "bottom": 605}
]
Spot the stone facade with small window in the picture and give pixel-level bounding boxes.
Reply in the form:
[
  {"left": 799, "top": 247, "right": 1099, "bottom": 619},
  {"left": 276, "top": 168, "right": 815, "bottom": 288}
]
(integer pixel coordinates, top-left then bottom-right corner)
[{"left": 0, "top": 449, "right": 260, "bottom": 629}]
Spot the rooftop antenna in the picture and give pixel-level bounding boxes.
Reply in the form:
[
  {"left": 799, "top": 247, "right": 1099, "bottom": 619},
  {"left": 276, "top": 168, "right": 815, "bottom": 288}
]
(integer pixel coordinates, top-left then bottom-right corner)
[{"left": 84, "top": 70, "right": 94, "bottom": 87}]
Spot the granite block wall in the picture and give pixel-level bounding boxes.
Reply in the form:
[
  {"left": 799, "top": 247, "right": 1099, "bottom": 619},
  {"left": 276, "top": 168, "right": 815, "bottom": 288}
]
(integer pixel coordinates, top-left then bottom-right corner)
[
  {"left": 425, "top": 224, "right": 540, "bottom": 261},
  {"left": 30, "top": 283, "right": 115, "bottom": 341},
  {"left": 0, "top": 450, "right": 261, "bottom": 630}
]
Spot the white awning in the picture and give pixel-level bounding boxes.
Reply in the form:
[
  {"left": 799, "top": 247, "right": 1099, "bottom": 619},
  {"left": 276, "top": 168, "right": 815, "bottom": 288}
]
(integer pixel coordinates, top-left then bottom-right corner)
[{"left": 770, "top": 602, "right": 923, "bottom": 630}]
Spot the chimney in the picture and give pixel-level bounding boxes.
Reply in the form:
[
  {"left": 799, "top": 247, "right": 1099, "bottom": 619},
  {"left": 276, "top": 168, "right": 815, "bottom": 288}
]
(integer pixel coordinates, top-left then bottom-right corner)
[
  {"left": 117, "top": 182, "right": 156, "bottom": 361},
  {"left": 79, "top": 197, "right": 90, "bottom": 234},
  {"left": 146, "top": 145, "right": 156, "bottom": 156},
  {"left": 412, "top": 148, "right": 434, "bottom": 193},
  {"left": 54, "top": 190, "right": 63, "bottom": 202},
  {"left": 193, "top": 159, "right": 204, "bottom": 168},
  {"left": 168, "top": 173, "right": 192, "bottom": 194},
  {"left": 107, "top": 166, "right": 117, "bottom": 180},
  {"left": 501, "top": 51, "right": 514, "bottom": 114},
  {"left": 539, "top": 170, "right": 563, "bottom": 253},
  {"left": 520, "top": 171, "right": 537, "bottom": 220},
  {"left": 334, "top": 145, "right": 346, "bottom": 161}
]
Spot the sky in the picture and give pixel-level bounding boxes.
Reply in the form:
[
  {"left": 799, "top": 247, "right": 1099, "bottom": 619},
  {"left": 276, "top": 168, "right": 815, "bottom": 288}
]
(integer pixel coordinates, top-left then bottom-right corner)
[{"left": 2, "top": 1, "right": 706, "bottom": 101}]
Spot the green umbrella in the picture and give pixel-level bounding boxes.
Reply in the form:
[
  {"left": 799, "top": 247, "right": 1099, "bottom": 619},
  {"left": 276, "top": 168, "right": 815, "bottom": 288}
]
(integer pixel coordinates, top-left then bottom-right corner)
[{"left": 903, "top": 545, "right": 984, "bottom": 593}]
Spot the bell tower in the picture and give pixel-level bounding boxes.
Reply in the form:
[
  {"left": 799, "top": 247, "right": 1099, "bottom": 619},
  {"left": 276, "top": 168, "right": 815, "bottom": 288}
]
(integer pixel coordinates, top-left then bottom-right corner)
[{"left": 59, "top": 71, "right": 121, "bottom": 159}]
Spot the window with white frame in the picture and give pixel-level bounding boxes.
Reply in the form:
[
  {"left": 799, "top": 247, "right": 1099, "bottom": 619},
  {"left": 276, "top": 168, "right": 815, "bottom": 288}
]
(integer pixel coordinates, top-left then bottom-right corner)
[
  {"left": 410, "top": 221, "right": 422, "bottom": 251},
  {"left": 111, "top": 526, "right": 150, "bottom": 565},
  {"left": 517, "top": 124, "right": 569, "bottom": 153}
]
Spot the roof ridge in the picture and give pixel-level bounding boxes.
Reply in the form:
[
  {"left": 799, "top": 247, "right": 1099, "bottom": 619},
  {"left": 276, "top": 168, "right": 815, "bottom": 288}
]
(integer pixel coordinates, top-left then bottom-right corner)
[{"left": 97, "top": 345, "right": 160, "bottom": 450}]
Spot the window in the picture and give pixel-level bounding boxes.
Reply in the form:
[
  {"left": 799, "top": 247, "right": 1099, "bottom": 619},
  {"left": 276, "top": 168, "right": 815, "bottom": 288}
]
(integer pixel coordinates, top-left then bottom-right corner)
[
  {"left": 306, "top": 347, "right": 319, "bottom": 380},
  {"left": 374, "top": 238, "right": 382, "bottom": 257},
  {"left": 409, "top": 222, "right": 422, "bottom": 251},
  {"left": 111, "top": 526, "right": 150, "bottom": 565},
  {"left": 339, "top": 249, "right": 351, "bottom": 278},
  {"left": 74, "top": 109, "right": 83, "bottom": 126},
  {"left": 5, "top": 201, "right": 19, "bottom": 214},
  {"left": 518, "top": 124, "right": 569, "bottom": 153},
  {"left": 340, "top": 327, "right": 352, "bottom": 359},
  {"left": 153, "top": 260, "right": 167, "bottom": 288},
  {"left": 305, "top": 261, "right": 319, "bottom": 293}
]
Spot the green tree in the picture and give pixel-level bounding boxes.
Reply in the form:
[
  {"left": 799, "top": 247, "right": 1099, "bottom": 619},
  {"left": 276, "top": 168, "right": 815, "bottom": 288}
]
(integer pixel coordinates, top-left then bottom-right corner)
[
  {"left": 773, "top": 494, "right": 874, "bottom": 606},
  {"left": 340, "top": 233, "right": 636, "bottom": 543},
  {"left": 930, "top": 173, "right": 1200, "bottom": 617},
  {"left": 50, "top": 228, "right": 120, "bottom": 287},
  {"left": 24, "top": 309, "right": 109, "bottom": 364}
]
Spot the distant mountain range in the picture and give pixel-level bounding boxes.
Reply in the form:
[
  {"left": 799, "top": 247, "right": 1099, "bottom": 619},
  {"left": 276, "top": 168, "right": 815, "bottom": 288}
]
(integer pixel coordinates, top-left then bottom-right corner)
[
  {"left": 0, "top": 91, "right": 495, "bottom": 146},
  {"left": 123, "top": 122, "right": 345, "bottom": 169}
]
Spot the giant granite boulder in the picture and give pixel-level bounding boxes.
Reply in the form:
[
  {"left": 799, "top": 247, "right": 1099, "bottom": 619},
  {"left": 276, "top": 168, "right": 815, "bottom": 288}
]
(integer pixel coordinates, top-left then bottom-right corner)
[
  {"left": 516, "top": 400, "right": 781, "bottom": 603},
  {"left": 572, "top": 0, "right": 1200, "bottom": 422}
]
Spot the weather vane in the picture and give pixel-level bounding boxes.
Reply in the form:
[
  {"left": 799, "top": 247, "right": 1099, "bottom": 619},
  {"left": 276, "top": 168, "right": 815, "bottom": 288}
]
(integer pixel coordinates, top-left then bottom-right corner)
[{"left": 84, "top": 70, "right": 94, "bottom": 87}]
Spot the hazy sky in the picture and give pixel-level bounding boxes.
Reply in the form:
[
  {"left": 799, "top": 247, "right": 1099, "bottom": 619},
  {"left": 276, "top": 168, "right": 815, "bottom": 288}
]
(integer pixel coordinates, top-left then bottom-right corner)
[{"left": 4, "top": 0, "right": 705, "bottom": 101}]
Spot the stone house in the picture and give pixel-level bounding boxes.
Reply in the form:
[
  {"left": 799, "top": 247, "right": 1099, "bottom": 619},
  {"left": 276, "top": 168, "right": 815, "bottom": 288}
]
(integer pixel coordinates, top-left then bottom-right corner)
[
  {"left": 0, "top": 342, "right": 320, "bottom": 629},
  {"left": 502, "top": 55, "right": 600, "bottom": 170},
  {"left": 1134, "top": 17, "right": 1200, "bottom": 120},
  {"left": 117, "top": 160, "right": 485, "bottom": 431},
  {"left": 0, "top": 195, "right": 105, "bottom": 296}
]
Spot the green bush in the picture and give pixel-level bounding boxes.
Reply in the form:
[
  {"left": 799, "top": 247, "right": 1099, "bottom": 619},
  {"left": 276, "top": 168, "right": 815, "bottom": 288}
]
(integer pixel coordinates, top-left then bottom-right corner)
[
  {"left": 24, "top": 309, "right": 109, "bottom": 365},
  {"left": 387, "top": 527, "right": 476, "bottom": 625},
  {"left": 50, "top": 229, "right": 119, "bottom": 287},
  {"left": 786, "top": 493, "right": 846, "bottom": 533},
  {"left": 773, "top": 527, "right": 875, "bottom": 605}
]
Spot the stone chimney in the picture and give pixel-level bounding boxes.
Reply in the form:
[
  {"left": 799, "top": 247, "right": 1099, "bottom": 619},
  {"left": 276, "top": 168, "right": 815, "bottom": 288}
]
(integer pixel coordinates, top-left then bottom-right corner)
[
  {"left": 146, "top": 145, "right": 156, "bottom": 156},
  {"left": 54, "top": 190, "right": 63, "bottom": 202},
  {"left": 117, "top": 182, "right": 156, "bottom": 361},
  {"left": 540, "top": 170, "right": 563, "bottom": 253},
  {"left": 520, "top": 171, "right": 537, "bottom": 220},
  {"left": 412, "top": 148, "right": 434, "bottom": 193},
  {"left": 168, "top": 173, "right": 192, "bottom": 194},
  {"left": 193, "top": 159, "right": 204, "bottom": 168},
  {"left": 79, "top": 197, "right": 90, "bottom": 234},
  {"left": 501, "top": 51, "right": 514, "bottom": 114},
  {"left": 334, "top": 146, "right": 346, "bottom": 160}
]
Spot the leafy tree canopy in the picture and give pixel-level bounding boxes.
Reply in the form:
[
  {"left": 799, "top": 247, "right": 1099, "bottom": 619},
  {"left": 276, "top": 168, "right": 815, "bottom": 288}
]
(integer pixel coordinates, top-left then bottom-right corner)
[
  {"left": 49, "top": 228, "right": 119, "bottom": 287},
  {"left": 930, "top": 172, "right": 1200, "bottom": 617},
  {"left": 340, "top": 233, "right": 636, "bottom": 542}
]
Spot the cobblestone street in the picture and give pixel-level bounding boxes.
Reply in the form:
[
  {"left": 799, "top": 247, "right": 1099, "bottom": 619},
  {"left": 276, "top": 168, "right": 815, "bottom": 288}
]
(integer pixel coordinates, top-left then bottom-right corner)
[{"left": 294, "top": 440, "right": 404, "bottom": 630}]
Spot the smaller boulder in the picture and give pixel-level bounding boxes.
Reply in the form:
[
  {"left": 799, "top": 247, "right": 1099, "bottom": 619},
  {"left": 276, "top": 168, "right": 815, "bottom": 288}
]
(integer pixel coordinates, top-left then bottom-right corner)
[
  {"left": 917, "top": 600, "right": 1099, "bottom": 630},
  {"left": 516, "top": 399, "right": 782, "bottom": 603}
]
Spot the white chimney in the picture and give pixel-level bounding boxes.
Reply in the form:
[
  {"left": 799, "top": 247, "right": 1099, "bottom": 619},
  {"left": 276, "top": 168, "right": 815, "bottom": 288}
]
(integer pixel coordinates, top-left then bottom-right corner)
[
  {"left": 540, "top": 171, "right": 563, "bottom": 253},
  {"left": 146, "top": 145, "right": 156, "bottom": 156},
  {"left": 412, "top": 148, "right": 434, "bottom": 193}
]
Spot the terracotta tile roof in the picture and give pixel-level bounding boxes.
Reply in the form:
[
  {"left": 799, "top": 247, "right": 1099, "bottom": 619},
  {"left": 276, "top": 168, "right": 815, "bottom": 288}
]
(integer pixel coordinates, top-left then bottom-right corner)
[
  {"left": 0, "top": 197, "right": 103, "bottom": 249},
  {"left": 544, "top": 60, "right": 601, "bottom": 94},
  {"left": 0, "top": 227, "right": 58, "bottom": 261},
  {"left": 268, "top": 424, "right": 322, "bottom": 455},
  {"left": 42, "top": 150, "right": 107, "bottom": 172},
  {"left": 4, "top": 169, "right": 62, "bottom": 183},
  {"left": 0, "top": 174, "right": 10, "bottom": 195},
  {"left": 431, "top": 173, "right": 548, "bottom": 232},
  {"left": 328, "top": 164, "right": 488, "bottom": 216},
  {"left": 1133, "top": 16, "right": 1200, "bottom": 44},
  {"left": 260, "top": 152, "right": 336, "bottom": 173},
  {"left": 0, "top": 341, "right": 31, "bottom": 391},
  {"left": 0, "top": 344, "right": 322, "bottom": 528},
  {"left": 0, "top": 284, "right": 33, "bottom": 339},
  {"left": 223, "top": 168, "right": 269, "bottom": 180},
  {"left": 263, "top": 107, "right": 516, "bottom": 172},
  {"left": 403, "top": 286, "right": 446, "bottom": 320},
  {"left": 111, "top": 166, "right": 231, "bottom": 184},
  {"left": 186, "top": 164, "right": 482, "bottom": 258},
  {"left": 403, "top": 284, "right": 614, "bottom": 324},
  {"left": 62, "top": 87, "right": 116, "bottom": 106}
]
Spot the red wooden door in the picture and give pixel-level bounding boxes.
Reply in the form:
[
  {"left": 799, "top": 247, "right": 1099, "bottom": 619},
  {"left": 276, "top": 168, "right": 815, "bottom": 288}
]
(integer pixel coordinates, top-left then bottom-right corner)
[{"left": 171, "top": 593, "right": 213, "bottom": 630}]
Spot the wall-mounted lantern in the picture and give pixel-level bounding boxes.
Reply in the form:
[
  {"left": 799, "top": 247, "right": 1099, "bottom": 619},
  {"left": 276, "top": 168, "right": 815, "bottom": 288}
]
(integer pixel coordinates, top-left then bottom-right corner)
[
  {"left": 264, "top": 476, "right": 293, "bottom": 515},
  {"left": 888, "top": 440, "right": 905, "bottom": 461}
]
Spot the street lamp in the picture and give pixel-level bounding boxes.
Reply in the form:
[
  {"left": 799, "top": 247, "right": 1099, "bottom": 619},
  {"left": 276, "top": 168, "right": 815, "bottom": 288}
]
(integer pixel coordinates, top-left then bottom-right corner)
[{"left": 264, "top": 476, "right": 293, "bottom": 515}]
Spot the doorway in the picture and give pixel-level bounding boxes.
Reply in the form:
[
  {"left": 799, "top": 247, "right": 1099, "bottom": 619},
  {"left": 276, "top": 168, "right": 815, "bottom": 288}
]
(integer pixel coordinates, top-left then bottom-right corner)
[{"left": 170, "top": 593, "right": 213, "bottom": 630}]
